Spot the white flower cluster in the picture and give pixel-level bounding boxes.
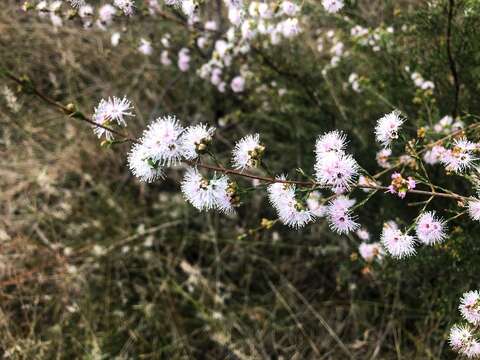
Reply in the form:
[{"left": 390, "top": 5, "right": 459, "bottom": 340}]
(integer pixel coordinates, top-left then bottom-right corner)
[
  {"left": 86, "top": 98, "right": 480, "bottom": 262},
  {"left": 441, "top": 138, "right": 478, "bottom": 173},
  {"left": 380, "top": 211, "right": 447, "bottom": 259},
  {"left": 92, "top": 96, "right": 134, "bottom": 140},
  {"left": 321, "top": 0, "right": 344, "bottom": 13},
  {"left": 125, "top": 115, "right": 239, "bottom": 212},
  {"left": 267, "top": 177, "right": 315, "bottom": 228},
  {"left": 109, "top": 103, "right": 365, "bottom": 231},
  {"left": 410, "top": 71, "right": 435, "bottom": 91},
  {"left": 375, "top": 110, "right": 404, "bottom": 148},
  {"left": 350, "top": 25, "right": 395, "bottom": 53},
  {"left": 192, "top": 1, "right": 303, "bottom": 93},
  {"left": 232, "top": 134, "right": 264, "bottom": 170},
  {"left": 30, "top": 0, "right": 178, "bottom": 29},
  {"left": 314, "top": 130, "right": 359, "bottom": 194},
  {"left": 326, "top": 196, "right": 359, "bottom": 234},
  {"left": 450, "top": 290, "right": 480, "bottom": 358},
  {"left": 422, "top": 137, "right": 478, "bottom": 173},
  {"left": 181, "top": 168, "right": 235, "bottom": 214}
]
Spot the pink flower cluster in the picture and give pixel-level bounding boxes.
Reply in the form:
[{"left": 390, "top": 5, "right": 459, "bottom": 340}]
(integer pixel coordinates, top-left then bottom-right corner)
[{"left": 387, "top": 172, "right": 416, "bottom": 199}]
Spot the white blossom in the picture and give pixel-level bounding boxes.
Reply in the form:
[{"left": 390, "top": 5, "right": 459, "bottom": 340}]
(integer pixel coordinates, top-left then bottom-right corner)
[
  {"left": 141, "top": 115, "right": 184, "bottom": 166},
  {"left": 460, "top": 290, "right": 480, "bottom": 325},
  {"left": 268, "top": 178, "right": 315, "bottom": 228},
  {"left": 375, "top": 110, "right": 404, "bottom": 148},
  {"left": 322, "top": 0, "right": 344, "bottom": 13},
  {"left": 113, "top": 0, "right": 135, "bottom": 16},
  {"left": 92, "top": 96, "right": 134, "bottom": 139},
  {"left": 468, "top": 199, "right": 480, "bottom": 221},
  {"left": 180, "top": 124, "right": 215, "bottom": 160},
  {"left": 326, "top": 196, "right": 359, "bottom": 234},
  {"left": 314, "top": 151, "right": 359, "bottom": 193},
  {"left": 181, "top": 168, "right": 234, "bottom": 213},
  {"left": 232, "top": 134, "right": 263, "bottom": 170},
  {"left": 381, "top": 222, "right": 416, "bottom": 258},
  {"left": 128, "top": 143, "right": 164, "bottom": 182},
  {"left": 415, "top": 211, "right": 446, "bottom": 245}
]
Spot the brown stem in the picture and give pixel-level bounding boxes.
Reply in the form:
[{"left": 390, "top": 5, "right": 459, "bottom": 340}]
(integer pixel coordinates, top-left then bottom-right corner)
[{"left": 4, "top": 72, "right": 136, "bottom": 142}]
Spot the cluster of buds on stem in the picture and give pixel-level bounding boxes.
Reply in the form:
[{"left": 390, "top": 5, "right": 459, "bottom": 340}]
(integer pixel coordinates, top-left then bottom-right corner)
[
  {"left": 226, "top": 180, "right": 241, "bottom": 208},
  {"left": 388, "top": 172, "right": 416, "bottom": 199},
  {"left": 247, "top": 143, "right": 266, "bottom": 168},
  {"left": 195, "top": 133, "right": 212, "bottom": 154}
]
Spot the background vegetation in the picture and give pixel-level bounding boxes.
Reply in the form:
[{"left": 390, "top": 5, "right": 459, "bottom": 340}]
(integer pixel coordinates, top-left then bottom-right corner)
[{"left": 1, "top": 0, "right": 480, "bottom": 358}]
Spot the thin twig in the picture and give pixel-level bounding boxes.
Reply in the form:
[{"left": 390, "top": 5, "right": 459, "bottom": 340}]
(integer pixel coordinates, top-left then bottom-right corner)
[{"left": 446, "top": 0, "right": 460, "bottom": 117}]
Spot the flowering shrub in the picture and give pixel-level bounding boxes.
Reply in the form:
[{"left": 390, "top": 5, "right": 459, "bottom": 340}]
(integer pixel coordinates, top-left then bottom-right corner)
[{"left": 3, "top": 0, "right": 480, "bottom": 357}]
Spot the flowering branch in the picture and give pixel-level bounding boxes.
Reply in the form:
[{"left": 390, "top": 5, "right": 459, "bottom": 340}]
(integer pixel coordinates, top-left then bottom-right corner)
[
  {"left": 6, "top": 62, "right": 480, "bottom": 263},
  {"left": 2, "top": 69, "right": 470, "bottom": 202}
]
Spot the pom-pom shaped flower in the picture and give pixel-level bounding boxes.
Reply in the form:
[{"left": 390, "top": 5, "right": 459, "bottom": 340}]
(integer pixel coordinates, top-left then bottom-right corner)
[
  {"left": 113, "top": 0, "right": 135, "bottom": 16},
  {"left": 449, "top": 324, "right": 475, "bottom": 353},
  {"left": 232, "top": 134, "right": 265, "bottom": 170},
  {"left": 315, "top": 151, "right": 359, "bottom": 193},
  {"left": 141, "top": 115, "right": 184, "bottom": 166},
  {"left": 180, "top": 124, "right": 215, "bottom": 160},
  {"left": 447, "top": 292, "right": 480, "bottom": 357},
  {"left": 326, "top": 196, "right": 359, "bottom": 234},
  {"left": 387, "top": 172, "right": 415, "bottom": 199},
  {"left": 375, "top": 110, "right": 404, "bottom": 148},
  {"left": 381, "top": 222, "right": 416, "bottom": 258},
  {"left": 321, "top": 0, "right": 344, "bottom": 13},
  {"left": 92, "top": 96, "right": 134, "bottom": 139},
  {"left": 181, "top": 168, "right": 235, "bottom": 213},
  {"left": 440, "top": 138, "right": 477, "bottom": 173},
  {"left": 315, "top": 130, "right": 347, "bottom": 155},
  {"left": 268, "top": 177, "right": 315, "bottom": 228},
  {"left": 468, "top": 199, "right": 480, "bottom": 221},
  {"left": 460, "top": 291, "right": 480, "bottom": 325},
  {"left": 415, "top": 211, "right": 446, "bottom": 245},
  {"left": 127, "top": 143, "right": 164, "bottom": 183},
  {"left": 359, "top": 242, "right": 383, "bottom": 262},
  {"left": 280, "top": 199, "right": 315, "bottom": 228}
]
